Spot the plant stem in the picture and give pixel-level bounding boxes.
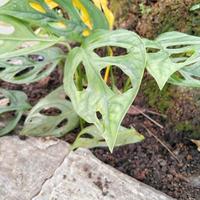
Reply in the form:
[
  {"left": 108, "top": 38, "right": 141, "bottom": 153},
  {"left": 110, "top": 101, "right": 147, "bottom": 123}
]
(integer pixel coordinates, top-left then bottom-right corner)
[
  {"left": 123, "top": 78, "right": 131, "bottom": 92},
  {"left": 75, "top": 65, "right": 86, "bottom": 130},
  {"left": 104, "top": 47, "right": 113, "bottom": 82}
]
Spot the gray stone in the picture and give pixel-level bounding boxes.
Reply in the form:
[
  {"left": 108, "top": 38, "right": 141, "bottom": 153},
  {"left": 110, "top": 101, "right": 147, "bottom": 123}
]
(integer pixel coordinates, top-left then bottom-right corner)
[
  {"left": 0, "top": 136, "right": 175, "bottom": 200},
  {"left": 33, "top": 148, "right": 175, "bottom": 200},
  {"left": 0, "top": 136, "right": 70, "bottom": 200}
]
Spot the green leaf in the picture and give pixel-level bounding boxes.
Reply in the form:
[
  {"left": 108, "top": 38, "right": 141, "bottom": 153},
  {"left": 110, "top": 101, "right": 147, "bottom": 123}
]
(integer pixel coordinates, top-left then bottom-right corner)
[
  {"left": 0, "top": 0, "right": 109, "bottom": 41},
  {"left": 0, "top": 0, "right": 72, "bottom": 36},
  {"left": 0, "top": 15, "right": 60, "bottom": 59},
  {"left": 21, "top": 86, "right": 79, "bottom": 137},
  {"left": 0, "top": 88, "right": 30, "bottom": 136},
  {"left": 72, "top": 125, "right": 144, "bottom": 150},
  {"left": 0, "top": 47, "right": 63, "bottom": 84},
  {"left": 144, "top": 31, "right": 200, "bottom": 89},
  {"left": 78, "top": 0, "right": 109, "bottom": 30},
  {"left": 169, "top": 63, "right": 200, "bottom": 87},
  {"left": 190, "top": 3, "right": 200, "bottom": 11},
  {"left": 64, "top": 29, "right": 146, "bottom": 151}
]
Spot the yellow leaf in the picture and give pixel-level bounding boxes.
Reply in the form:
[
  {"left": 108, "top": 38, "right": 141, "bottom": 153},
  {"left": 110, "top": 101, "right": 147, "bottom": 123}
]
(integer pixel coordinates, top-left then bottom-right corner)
[
  {"left": 92, "top": 0, "right": 114, "bottom": 29},
  {"left": 72, "top": 0, "right": 93, "bottom": 30},
  {"left": 92, "top": 0, "right": 101, "bottom": 9},
  {"left": 49, "top": 22, "right": 67, "bottom": 29},
  {"left": 45, "top": 0, "right": 58, "bottom": 9},
  {"left": 29, "top": 0, "right": 58, "bottom": 13},
  {"left": 29, "top": 2, "right": 46, "bottom": 13},
  {"left": 82, "top": 29, "right": 91, "bottom": 37}
]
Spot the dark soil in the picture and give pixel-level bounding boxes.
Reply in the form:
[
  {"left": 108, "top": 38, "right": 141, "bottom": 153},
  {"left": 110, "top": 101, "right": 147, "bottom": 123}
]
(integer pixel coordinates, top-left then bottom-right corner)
[{"left": 93, "top": 106, "right": 200, "bottom": 200}]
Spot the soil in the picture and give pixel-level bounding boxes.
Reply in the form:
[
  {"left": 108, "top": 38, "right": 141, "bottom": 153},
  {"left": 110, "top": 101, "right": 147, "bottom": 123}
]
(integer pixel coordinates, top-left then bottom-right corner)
[{"left": 1, "top": 1, "right": 200, "bottom": 199}]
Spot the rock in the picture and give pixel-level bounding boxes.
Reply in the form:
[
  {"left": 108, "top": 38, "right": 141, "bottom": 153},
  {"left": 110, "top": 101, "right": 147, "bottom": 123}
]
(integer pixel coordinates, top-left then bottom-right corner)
[
  {"left": 33, "top": 148, "right": 175, "bottom": 200},
  {"left": 0, "top": 136, "right": 175, "bottom": 200},
  {"left": 0, "top": 136, "right": 70, "bottom": 200}
]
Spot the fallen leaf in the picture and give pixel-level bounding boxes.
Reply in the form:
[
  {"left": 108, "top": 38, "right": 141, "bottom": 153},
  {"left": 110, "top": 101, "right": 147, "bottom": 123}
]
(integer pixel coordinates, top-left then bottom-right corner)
[{"left": 191, "top": 139, "right": 200, "bottom": 152}]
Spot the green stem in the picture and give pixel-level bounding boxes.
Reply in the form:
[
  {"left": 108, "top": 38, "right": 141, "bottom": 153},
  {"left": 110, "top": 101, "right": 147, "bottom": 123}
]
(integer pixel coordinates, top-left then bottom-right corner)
[
  {"left": 123, "top": 78, "right": 131, "bottom": 92},
  {"left": 75, "top": 65, "right": 86, "bottom": 130}
]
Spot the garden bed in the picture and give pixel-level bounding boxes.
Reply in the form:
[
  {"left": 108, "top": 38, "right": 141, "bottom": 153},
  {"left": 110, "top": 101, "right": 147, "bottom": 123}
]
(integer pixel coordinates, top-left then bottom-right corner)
[{"left": 1, "top": 67, "right": 199, "bottom": 199}]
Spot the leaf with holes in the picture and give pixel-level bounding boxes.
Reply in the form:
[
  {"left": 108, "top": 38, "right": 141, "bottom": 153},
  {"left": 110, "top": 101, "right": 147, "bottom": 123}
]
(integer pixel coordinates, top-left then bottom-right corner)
[
  {"left": 0, "top": 88, "right": 31, "bottom": 136},
  {"left": 0, "top": 47, "right": 64, "bottom": 84},
  {"left": 168, "top": 62, "right": 200, "bottom": 88},
  {"left": 0, "top": 0, "right": 109, "bottom": 41},
  {"left": 144, "top": 31, "right": 200, "bottom": 89},
  {"left": 21, "top": 87, "right": 79, "bottom": 137},
  {"left": 0, "top": 15, "right": 60, "bottom": 59},
  {"left": 72, "top": 125, "right": 144, "bottom": 149},
  {"left": 64, "top": 29, "right": 146, "bottom": 151}
]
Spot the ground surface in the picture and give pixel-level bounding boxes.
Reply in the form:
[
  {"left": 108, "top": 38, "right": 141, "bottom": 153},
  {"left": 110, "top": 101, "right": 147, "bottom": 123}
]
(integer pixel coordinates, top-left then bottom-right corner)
[{"left": 1, "top": 69, "right": 200, "bottom": 199}]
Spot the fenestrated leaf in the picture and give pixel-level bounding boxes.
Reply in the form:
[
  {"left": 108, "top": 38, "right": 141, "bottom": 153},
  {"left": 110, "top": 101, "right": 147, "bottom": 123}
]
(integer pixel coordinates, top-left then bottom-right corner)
[
  {"left": 144, "top": 31, "right": 200, "bottom": 89},
  {"left": 21, "top": 86, "right": 79, "bottom": 137},
  {"left": 0, "top": 47, "right": 64, "bottom": 84},
  {"left": 169, "top": 63, "right": 200, "bottom": 88},
  {"left": 64, "top": 29, "right": 146, "bottom": 151},
  {"left": 0, "top": 88, "right": 31, "bottom": 136},
  {"left": 0, "top": 0, "right": 109, "bottom": 41},
  {"left": 0, "top": 15, "right": 60, "bottom": 59},
  {"left": 72, "top": 125, "right": 144, "bottom": 150}
]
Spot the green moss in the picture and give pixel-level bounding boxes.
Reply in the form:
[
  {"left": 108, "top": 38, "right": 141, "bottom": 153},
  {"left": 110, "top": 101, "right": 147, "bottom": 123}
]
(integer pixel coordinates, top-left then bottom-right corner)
[
  {"left": 142, "top": 78, "right": 173, "bottom": 113},
  {"left": 176, "top": 121, "right": 194, "bottom": 132}
]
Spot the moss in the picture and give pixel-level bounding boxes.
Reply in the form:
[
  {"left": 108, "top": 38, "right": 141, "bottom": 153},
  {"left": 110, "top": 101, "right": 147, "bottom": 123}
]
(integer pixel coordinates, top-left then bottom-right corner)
[
  {"left": 142, "top": 77, "right": 173, "bottom": 113},
  {"left": 110, "top": 0, "right": 200, "bottom": 38},
  {"left": 141, "top": 77, "right": 200, "bottom": 139},
  {"left": 167, "top": 88, "right": 200, "bottom": 139}
]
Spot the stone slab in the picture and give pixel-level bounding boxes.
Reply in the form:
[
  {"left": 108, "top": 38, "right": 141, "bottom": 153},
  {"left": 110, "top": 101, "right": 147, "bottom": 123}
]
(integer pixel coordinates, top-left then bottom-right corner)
[
  {"left": 0, "top": 136, "right": 175, "bottom": 200},
  {"left": 33, "top": 148, "right": 175, "bottom": 200},
  {"left": 0, "top": 136, "right": 70, "bottom": 200}
]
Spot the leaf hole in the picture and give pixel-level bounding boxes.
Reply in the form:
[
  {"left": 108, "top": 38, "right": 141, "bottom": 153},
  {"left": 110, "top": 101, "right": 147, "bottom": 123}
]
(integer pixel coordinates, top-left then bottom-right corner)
[
  {"left": 56, "top": 118, "right": 68, "bottom": 128},
  {"left": 0, "top": 93, "right": 10, "bottom": 106},
  {"left": 94, "top": 47, "right": 108, "bottom": 57},
  {"left": 94, "top": 46, "right": 128, "bottom": 57},
  {"left": 191, "top": 75, "right": 200, "bottom": 80},
  {"left": 7, "top": 58, "right": 23, "bottom": 65},
  {"left": 166, "top": 44, "right": 191, "bottom": 49},
  {"left": 169, "top": 52, "right": 194, "bottom": 63},
  {"left": 80, "top": 133, "right": 94, "bottom": 139},
  {"left": 14, "top": 66, "right": 35, "bottom": 78},
  {"left": 74, "top": 63, "right": 88, "bottom": 91},
  {"left": 0, "top": 67, "right": 5, "bottom": 72},
  {"left": 65, "top": 95, "right": 71, "bottom": 101},
  {"left": 28, "top": 54, "right": 45, "bottom": 62},
  {"left": 20, "top": 41, "right": 39, "bottom": 49},
  {"left": 146, "top": 48, "right": 160, "bottom": 53},
  {"left": 96, "top": 111, "right": 102, "bottom": 120},
  {"left": 39, "top": 107, "right": 62, "bottom": 116},
  {"left": 0, "top": 21, "right": 15, "bottom": 35},
  {"left": 101, "top": 66, "right": 130, "bottom": 92}
]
